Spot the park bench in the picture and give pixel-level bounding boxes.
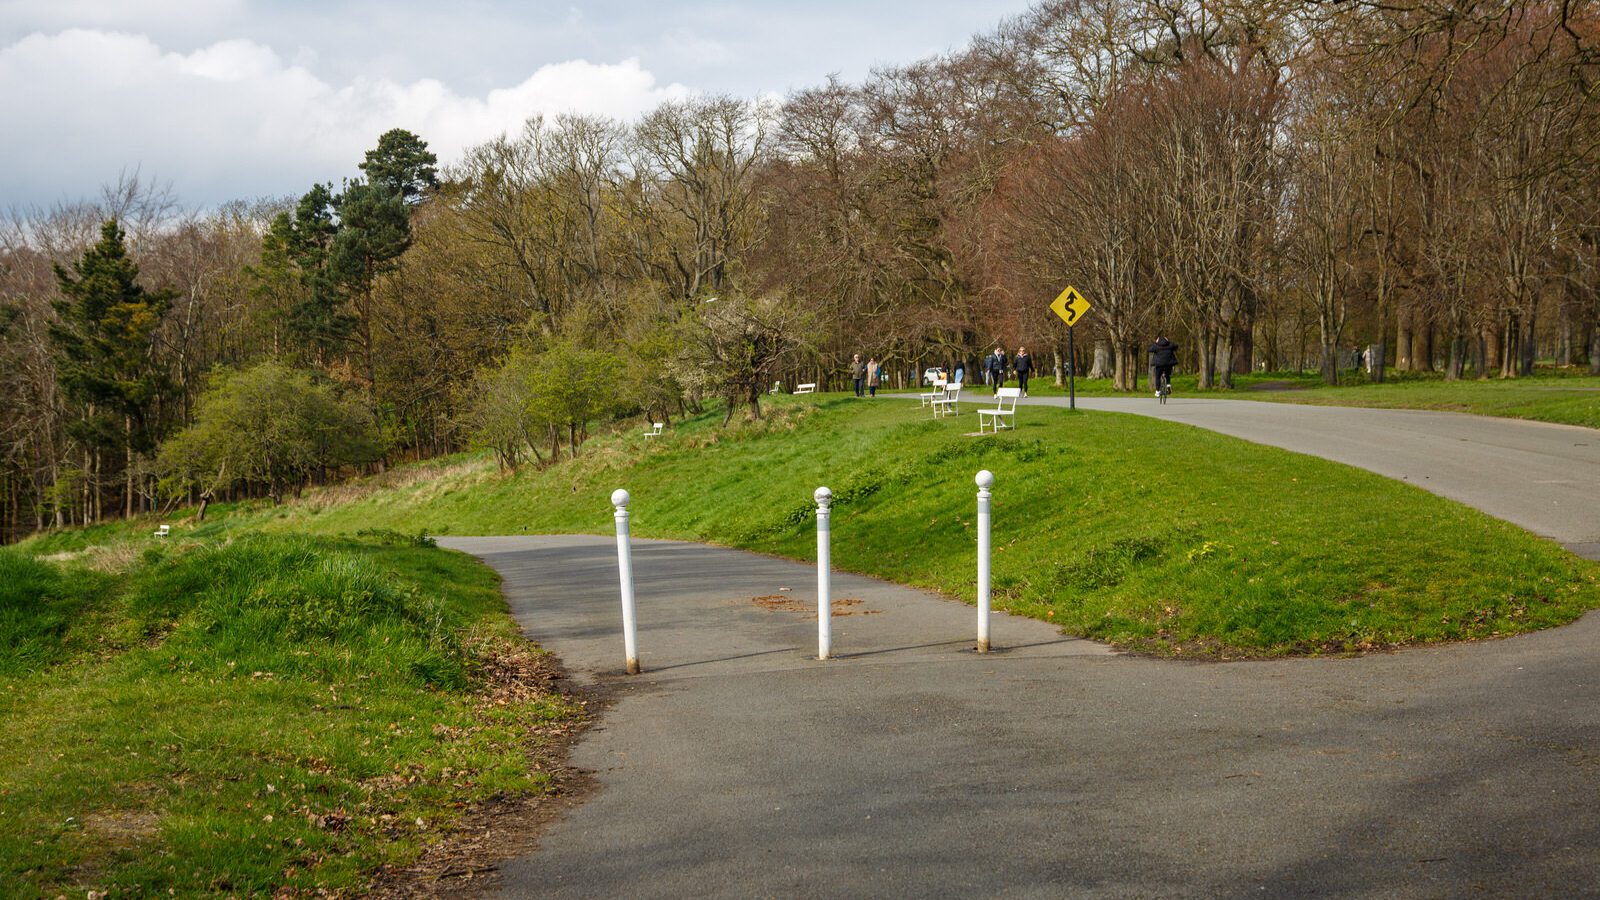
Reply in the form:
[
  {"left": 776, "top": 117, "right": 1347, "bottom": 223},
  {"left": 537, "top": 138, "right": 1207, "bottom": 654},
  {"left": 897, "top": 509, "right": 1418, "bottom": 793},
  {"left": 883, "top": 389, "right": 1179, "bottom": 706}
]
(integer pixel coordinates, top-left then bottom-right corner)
[
  {"left": 644, "top": 422, "right": 664, "bottom": 438},
  {"left": 919, "top": 379, "right": 948, "bottom": 407},
  {"left": 978, "top": 387, "right": 1021, "bottom": 434},
  {"left": 153, "top": 524, "right": 170, "bottom": 538},
  {"left": 795, "top": 383, "right": 817, "bottom": 394},
  {"left": 931, "top": 384, "right": 961, "bottom": 418}
]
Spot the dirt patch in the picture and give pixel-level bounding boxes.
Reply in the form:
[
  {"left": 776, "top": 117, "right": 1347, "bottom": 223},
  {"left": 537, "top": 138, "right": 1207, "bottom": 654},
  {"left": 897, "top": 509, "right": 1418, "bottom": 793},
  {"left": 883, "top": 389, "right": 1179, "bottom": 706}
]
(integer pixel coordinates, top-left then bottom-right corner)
[
  {"left": 365, "top": 645, "right": 607, "bottom": 900},
  {"left": 750, "top": 595, "right": 880, "bottom": 617},
  {"left": 83, "top": 809, "right": 160, "bottom": 844}
]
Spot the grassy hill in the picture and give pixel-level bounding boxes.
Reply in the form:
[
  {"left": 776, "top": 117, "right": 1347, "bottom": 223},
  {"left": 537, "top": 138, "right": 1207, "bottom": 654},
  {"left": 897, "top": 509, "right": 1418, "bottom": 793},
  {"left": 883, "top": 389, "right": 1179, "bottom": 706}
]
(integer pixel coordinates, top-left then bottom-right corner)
[
  {"left": 1, "top": 533, "right": 584, "bottom": 897},
  {"left": 10, "top": 392, "right": 1599, "bottom": 895},
  {"left": 1007, "top": 368, "right": 1600, "bottom": 430},
  {"left": 41, "top": 392, "right": 1596, "bottom": 659}
]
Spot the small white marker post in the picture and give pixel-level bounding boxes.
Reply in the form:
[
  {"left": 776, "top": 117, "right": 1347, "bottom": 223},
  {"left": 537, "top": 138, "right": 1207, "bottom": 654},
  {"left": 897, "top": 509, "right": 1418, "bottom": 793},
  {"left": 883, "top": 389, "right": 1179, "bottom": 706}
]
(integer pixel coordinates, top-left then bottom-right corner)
[
  {"left": 976, "top": 469, "right": 993, "bottom": 653},
  {"left": 815, "top": 486, "right": 833, "bottom": 660},
  {"left": 612, "top": 488, "right": 641, "bottom": 675}
]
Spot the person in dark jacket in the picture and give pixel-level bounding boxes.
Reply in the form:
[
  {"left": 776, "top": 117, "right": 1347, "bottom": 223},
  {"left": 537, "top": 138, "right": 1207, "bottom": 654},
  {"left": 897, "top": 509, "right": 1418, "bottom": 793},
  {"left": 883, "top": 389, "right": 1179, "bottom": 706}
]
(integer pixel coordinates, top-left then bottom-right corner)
[
  {"left": 1148, "top": 337, "right": 1178, "bottom": 396},
  {"left": 1014, "top": 346, "right": 1033, "bottom": 397},
  {"left": 985, "top": 346, "right": 1008, "bottom": 394},
  {"left": 849, "top": 353, "right": 865, "bottom": 397}
]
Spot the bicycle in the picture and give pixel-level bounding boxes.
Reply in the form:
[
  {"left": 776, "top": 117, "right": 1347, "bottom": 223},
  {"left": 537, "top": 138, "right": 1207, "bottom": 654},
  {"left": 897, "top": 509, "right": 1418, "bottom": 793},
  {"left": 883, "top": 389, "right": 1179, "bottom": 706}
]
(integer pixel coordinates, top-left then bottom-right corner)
[{"left": 1155, "top": 370, "right": 1172, "bottom": 405}]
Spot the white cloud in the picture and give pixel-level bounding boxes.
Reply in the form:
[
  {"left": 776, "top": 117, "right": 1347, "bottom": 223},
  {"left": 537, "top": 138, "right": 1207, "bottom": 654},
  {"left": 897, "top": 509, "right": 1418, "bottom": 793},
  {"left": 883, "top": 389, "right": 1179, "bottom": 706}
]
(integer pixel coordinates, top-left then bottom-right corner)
[{"left": 0, "top": 29, "right": 693, "bottom": 207}]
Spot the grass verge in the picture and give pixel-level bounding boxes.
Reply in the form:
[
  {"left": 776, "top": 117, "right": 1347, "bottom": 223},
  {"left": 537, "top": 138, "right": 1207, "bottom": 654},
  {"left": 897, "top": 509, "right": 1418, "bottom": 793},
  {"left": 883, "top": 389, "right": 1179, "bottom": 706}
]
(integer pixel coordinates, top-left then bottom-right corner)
[
  {"left": 0, "top": 534, "right": 584, "bottom": 898},
  {"left": 1231, "top": 369, "right": 1600, "bottom": 429},
  {"left": 87, "top": 395, "right": 1599, "bottom": 659},
  {"left": 975, "top": 367, "right": 1600, "bottom": 430}
]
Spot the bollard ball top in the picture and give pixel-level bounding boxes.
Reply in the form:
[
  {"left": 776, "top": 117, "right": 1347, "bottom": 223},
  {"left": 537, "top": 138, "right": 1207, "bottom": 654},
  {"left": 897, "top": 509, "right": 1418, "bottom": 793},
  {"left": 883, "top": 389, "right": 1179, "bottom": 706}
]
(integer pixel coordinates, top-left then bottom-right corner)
[
  {"left": 814, "top": 486, "right": 833, "bottom": 507},
  {"left": 976, "top": 470, "right": 995, "bottom": 490},
  {"left": 611, "top": 488, "right": 631, "bottom": 508}
]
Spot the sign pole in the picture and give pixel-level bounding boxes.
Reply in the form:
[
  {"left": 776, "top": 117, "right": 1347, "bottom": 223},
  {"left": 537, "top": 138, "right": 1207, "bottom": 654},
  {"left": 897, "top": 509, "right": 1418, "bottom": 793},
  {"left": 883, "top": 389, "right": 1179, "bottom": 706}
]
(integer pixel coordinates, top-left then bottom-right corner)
[
  {"left": 1067, "top": 326, "right": 1076, "bottom": 410},
  {"left": 1048, "top": 285, "right": 1091, "bottom": 411}
]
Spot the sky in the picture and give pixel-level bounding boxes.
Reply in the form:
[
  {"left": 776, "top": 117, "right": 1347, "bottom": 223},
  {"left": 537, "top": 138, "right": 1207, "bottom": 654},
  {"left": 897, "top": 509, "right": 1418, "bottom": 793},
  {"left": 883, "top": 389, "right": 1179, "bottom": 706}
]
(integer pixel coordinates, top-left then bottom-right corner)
[{"left": 0, "top": 0, "right": 1036, "bottom": 209}]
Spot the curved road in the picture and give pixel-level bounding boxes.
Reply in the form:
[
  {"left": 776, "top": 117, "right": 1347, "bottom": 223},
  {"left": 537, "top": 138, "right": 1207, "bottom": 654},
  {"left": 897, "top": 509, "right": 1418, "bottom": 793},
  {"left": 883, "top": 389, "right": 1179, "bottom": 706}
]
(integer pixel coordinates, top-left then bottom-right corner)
[
  {"left": 440, "top": 535, "right": 1600, "bottom": 898},
  {"left": 435, "top": 400, "right": 1600, "bottom": 897}
]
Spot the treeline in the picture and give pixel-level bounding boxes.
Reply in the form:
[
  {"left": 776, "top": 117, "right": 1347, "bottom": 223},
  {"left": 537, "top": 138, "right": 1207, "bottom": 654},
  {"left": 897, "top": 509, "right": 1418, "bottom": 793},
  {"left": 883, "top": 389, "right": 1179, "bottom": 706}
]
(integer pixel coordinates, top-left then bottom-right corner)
[{"left": 3, "top": 0, "right": 1598, "bottom": 540}]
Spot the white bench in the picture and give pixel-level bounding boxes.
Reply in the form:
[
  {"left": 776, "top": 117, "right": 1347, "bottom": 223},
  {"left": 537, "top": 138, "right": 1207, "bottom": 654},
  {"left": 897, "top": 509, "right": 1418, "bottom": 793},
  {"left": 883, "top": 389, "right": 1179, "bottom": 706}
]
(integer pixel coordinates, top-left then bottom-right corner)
[
  {"left": 931, "top": 384, "right": 961, "bottom": 418},
  {"left": 644, "top": 422, "right": 664, "bottom": 438},
  {"left": 978, "top": 387, "right": 1021, "bottom": 434},
  {"left": 919, "top": 379, "right": 948, "bottom": 407},
  {"left": 795, "top": 383, "right": 816, "bottom": 394},
  {"left": 153, "top": 524, "right": 170, "bottom": 538}
]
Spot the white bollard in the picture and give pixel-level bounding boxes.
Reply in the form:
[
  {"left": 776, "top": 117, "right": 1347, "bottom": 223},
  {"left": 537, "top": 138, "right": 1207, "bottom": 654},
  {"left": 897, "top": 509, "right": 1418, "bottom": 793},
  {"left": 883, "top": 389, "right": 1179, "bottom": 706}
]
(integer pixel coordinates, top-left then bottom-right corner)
[
  {"left": 976, "top": 470, "right": 993, "bottom": 653},
  {"left": 815, "top": 486, "right": 833, "bottom": 660},
  {"left": 612, "top": 488, "right": 641, "bottom": 675}
]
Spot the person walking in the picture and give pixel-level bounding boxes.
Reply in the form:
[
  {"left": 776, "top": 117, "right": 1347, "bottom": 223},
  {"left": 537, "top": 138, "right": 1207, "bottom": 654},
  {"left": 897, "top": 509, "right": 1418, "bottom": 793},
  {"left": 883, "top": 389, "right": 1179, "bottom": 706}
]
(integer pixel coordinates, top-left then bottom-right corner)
[
  {"left": 1014, "top": 346, "right": 1033, "bottom": 398},
  {"left": 1148, "top": 336, "right": 1178, "bottom": 397},
  {"left": 866, "top": 357, "right": 882, "bottom": 398},
  {"left": 849, "top": 353, "right": 865, "bottom": 398},
  {"left": 985, "top": 346, "right": 1008, "bottom": 395}
]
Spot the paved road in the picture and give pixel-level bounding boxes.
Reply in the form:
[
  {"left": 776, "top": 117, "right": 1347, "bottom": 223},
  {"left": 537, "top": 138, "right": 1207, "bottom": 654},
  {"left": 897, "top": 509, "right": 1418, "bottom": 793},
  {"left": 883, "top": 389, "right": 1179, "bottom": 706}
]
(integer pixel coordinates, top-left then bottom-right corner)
[
  {"left": 440, "top": 535, "right": 1600, "bottom": 899},
  {"left": 959, "top": 395, "right": 1600, "bottom": 560}
]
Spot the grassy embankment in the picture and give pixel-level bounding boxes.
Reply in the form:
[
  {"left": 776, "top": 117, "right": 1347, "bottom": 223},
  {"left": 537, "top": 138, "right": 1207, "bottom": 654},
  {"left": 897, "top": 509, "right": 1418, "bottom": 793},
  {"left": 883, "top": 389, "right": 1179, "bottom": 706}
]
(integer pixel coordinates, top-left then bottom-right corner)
[
  {"left": 70, "top": 392, "right": 1596, "bottom": 658},
  {"left": 1, "top": 532, "right": 583, "bottom": 898},
  {"left": 1006, "top": 367, "right": 1600, "bottom": 430},
  {"left": 1233, "top": 369, "right": 1600, "bottom": 430}
]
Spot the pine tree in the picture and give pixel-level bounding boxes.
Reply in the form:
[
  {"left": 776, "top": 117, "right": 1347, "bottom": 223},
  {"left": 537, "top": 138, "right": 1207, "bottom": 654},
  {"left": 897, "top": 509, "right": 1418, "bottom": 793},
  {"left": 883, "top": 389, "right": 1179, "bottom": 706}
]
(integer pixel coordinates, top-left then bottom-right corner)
[
  {"left": 359, "top": 128, "right": 439, "bottom": 204},
  {"left": 50, "top": 219, "right": 174, "bottom": 517}
]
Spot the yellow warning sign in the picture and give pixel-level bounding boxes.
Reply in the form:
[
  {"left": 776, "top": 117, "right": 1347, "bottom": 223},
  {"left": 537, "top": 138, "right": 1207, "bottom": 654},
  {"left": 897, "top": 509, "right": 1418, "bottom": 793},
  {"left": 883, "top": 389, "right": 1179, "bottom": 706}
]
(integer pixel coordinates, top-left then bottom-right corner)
[{"left": 1050, "top": 285, "right": 1092, "bottom": 328}]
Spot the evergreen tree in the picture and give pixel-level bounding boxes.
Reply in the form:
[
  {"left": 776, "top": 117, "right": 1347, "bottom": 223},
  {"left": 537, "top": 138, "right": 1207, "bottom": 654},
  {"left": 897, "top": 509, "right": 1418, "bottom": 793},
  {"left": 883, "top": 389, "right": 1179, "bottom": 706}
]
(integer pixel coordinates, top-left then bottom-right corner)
[
  {"left": 359, "top": 128, "right": 439, "bottom": 204},
  {"left": 332, "top": 180, "right": 411, "bottom": 403},
  {"left": 50, "top": 219, "right": 174, "bottom": 515},
  {"left": 278, "top": 183, "right": 355, "bottom": 362}
]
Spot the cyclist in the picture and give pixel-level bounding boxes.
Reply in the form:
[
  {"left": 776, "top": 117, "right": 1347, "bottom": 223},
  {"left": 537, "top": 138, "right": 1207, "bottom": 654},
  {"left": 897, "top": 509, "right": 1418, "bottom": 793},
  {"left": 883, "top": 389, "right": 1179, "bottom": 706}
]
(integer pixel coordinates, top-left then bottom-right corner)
[{"left": 1148, "top": 336, "right": 1178, "bottom": 398}]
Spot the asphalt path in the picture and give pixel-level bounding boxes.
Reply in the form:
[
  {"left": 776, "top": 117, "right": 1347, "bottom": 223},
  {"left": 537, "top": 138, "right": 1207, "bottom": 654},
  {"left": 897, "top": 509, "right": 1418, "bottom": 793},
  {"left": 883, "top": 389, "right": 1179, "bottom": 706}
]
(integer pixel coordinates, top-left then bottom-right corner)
[
  {"left": 948, "top": 393, "right": 1600, "bottom": 561},
  {"left": 440, "top": 535, "right": 1600, "bottom": 898}
]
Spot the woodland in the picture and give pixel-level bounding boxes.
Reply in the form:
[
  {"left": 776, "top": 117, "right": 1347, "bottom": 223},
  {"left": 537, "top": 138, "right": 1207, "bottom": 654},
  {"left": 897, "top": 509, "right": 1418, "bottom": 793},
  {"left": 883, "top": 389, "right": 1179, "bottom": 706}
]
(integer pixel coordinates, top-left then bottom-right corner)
[{"left": 2, "top": 0, "right": 1597, "bottom": 541}]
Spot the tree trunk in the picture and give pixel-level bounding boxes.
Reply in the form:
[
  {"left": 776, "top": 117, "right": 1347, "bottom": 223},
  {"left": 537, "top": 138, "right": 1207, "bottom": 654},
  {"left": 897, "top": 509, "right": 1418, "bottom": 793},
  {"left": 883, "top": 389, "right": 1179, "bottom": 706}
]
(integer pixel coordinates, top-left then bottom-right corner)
[
  {"left": 1216, "top": 331, "right": 1235, "bottom": 390},
  {"left": 1445, "top": 333, "right": 1466, "bottom": 381},
  {"left": 1414, "top": 322, "right": 1434, "bottom": 373},
  {"left": 1196, "top": 326, "right": 1217, "bottom": 389},
  {"left": 1557, "top": 303, "right": 1573, "bottom": 367},
  {"left": 1230, "top": 322, "right": 1253, "bottom": 375},
  {"left": 1089, "top": 340, "right": 1111, "bottom": 379},
  {"left": 1518, "top": 307, "right": 1537, "bottom": 376},
  {"left": 1396, "top": 312, "right": 1413, "bottom": 371},
  {"left": 1500, "top": 311, "right": 1519, "bottom": 378}
]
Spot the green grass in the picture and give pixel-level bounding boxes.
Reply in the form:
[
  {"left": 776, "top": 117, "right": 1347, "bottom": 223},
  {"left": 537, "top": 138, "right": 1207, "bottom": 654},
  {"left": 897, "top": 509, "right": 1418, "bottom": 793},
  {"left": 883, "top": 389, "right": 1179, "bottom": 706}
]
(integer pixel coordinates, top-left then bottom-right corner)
[
  {"left": 94, "top": 394, "right": 1599, "bottom": 659},
  {"left": 0, "top": 535, "right": 582, "bottom": 898},
  {"left": 896, "top": 366, "right": 1600, "bottom": 429},
  {"left": 1232, "top": 369, "right": 1600, "bottom": 429}
]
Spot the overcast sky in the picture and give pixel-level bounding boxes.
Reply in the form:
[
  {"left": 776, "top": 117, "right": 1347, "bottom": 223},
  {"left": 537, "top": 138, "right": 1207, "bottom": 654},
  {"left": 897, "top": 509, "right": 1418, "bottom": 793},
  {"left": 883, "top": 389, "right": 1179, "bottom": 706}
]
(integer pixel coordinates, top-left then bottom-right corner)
[{"left": 0, "top": 0, "right": 1034, "bottom": 209}]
